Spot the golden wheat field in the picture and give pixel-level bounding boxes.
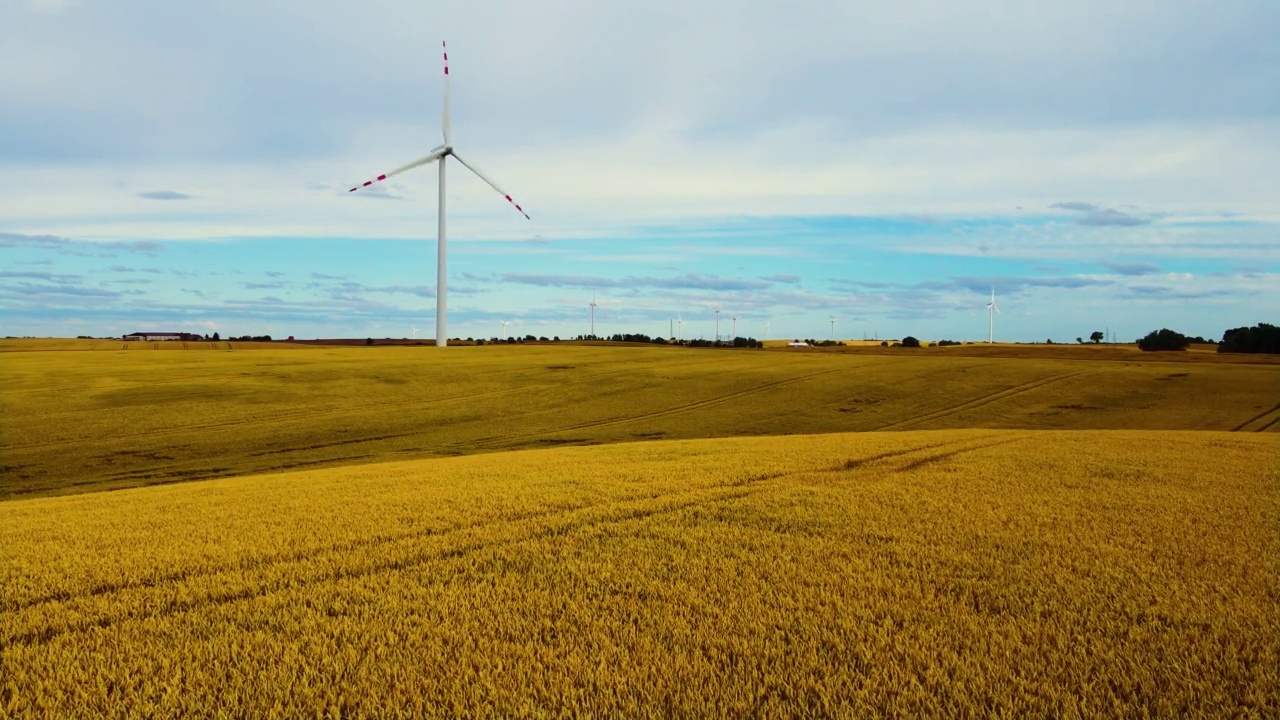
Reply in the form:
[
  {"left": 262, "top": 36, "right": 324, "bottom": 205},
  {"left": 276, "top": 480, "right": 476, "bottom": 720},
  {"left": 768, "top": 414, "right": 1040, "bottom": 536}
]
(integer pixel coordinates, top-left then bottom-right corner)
[
  {"left": 1, "top": 340, "right": 1278, "bottom": 716},
  {"left": 3, "top": 339, "right": 1277, "bottom": 498},
  {"left": 2, "top": 430, "right": 1277, "bottom": 717}
]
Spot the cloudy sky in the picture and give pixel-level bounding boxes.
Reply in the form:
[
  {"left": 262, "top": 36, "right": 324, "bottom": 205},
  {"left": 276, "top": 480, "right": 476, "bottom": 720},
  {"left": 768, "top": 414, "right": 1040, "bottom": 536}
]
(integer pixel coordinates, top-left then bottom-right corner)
[{"left": 2, "top": 0, "right": 1277, "bottom": 342}]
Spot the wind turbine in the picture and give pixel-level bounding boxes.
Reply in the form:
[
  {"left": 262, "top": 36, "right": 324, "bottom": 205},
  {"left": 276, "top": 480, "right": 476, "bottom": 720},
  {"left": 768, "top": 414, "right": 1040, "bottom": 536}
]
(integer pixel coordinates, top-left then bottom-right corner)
[
  {"left": 987, "top": 286, "right": 1000, "bottom": 343},
  {"left": 676, "top": 315, "right": 684, "bottom": 341},
  {"left": 829, "top": 316, "right": 837, "bottom": 341},
  {"left": 589, "top": 289, "right": 598, "bottom": 338},
  {"left": 764, "top": 321, "right": 770, "bottom": 339},
  {"left": 500, "top": 319, "right": 511, "bottom": 339},
  {"left": 411, "top": 326, "right": 418, "bottom": 340},
  {"left": 714, "top": 308, "right": 721, "bottom": 343},
  {"left": 731, "top": 315, "right": 738, "bottom": 340},
  {"left": 347, "top": 41, "right": 530, "bottom": 347}
]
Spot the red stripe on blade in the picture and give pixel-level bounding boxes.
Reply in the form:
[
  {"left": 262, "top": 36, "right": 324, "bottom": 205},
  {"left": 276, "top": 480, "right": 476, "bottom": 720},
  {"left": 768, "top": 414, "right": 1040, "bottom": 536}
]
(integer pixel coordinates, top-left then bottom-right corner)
[
  {"left": 377, "top": 174, "right": 386, "bottom": 181},
  {"left": 363, "top": 181, "right": 372, "bottom": 187}
]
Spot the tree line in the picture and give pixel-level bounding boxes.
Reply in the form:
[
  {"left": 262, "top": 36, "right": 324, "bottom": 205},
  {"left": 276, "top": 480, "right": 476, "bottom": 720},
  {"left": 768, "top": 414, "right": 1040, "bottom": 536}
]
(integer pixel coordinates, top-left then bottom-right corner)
[{"left": 1137, "top": 323, "right": 1279, "bottom": 353}]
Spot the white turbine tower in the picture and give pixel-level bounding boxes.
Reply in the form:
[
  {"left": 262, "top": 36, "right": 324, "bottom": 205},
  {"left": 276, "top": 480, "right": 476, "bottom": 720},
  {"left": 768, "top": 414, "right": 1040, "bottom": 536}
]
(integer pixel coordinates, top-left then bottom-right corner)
[
  {"left": 714, "top": 308, "right": 721, "bottom": 343},
  {"left": 731, "top": 315, "right": 738, "bottom": 340},
  {"left": 347, "top": 42, "right": 530, "bottom": 347},
  {"left": 589, "top": 289, "right": 598, "bottom": 338},
  {"left": 987, "top": 286, "right": 1001, "bottom": 343},
  {"left": 500, "top": 319, "right": 511, "bottom": 339},
  {"left": 829, "top": 316, "right": 837, "bottom": 341},
  {"left": 411, "top": 326, "right": 418, "bottom": 339}
]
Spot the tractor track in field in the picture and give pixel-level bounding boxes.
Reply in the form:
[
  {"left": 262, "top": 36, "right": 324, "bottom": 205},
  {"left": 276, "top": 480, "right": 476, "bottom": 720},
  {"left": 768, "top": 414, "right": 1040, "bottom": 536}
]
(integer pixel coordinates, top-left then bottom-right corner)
[
  {"left": 1231, "top": 401, "right": 1280, "bottom": 432},
  {"left": 467, "top": 367, "right": 849, "bottom": 450},
  {"left": 875, "top": 370, "right": 1093, "bottom": 431},
  {"left": 3, "top": 434, "right": 1016, "bottom": 647}
]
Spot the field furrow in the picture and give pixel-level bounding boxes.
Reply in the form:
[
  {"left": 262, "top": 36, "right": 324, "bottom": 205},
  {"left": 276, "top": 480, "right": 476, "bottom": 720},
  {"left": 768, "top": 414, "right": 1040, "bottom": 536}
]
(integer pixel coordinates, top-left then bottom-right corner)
[
  {"left": 1232, "top": 401, "right": 1280, "bottom": 432},
  {"left": 877, "top": 369, "right": 1093, "bottom": 430}
]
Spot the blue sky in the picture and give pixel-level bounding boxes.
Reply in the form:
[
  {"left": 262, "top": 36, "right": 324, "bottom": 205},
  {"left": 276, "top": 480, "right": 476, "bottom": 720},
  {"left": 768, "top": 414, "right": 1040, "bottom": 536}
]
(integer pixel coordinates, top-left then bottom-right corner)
[{"left": 2, "top": 1, "right": 1277, "bottom": 342}]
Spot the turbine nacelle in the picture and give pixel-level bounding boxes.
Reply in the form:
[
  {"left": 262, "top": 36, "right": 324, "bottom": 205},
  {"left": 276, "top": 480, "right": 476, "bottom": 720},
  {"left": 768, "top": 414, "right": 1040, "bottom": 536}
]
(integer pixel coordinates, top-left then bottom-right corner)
[{"left": 344, "top": 42, "right": 530, "bottom": 345}]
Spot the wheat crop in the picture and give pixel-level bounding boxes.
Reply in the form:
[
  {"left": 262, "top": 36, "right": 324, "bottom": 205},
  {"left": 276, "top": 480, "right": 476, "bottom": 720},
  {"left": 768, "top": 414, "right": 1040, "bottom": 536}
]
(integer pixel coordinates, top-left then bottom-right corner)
[
  {"left": 2, "top": 430, "right": 1276, "bottom": 717},
  {"left": 4, "top": 343, "right": 1276, "bottom": 498}
]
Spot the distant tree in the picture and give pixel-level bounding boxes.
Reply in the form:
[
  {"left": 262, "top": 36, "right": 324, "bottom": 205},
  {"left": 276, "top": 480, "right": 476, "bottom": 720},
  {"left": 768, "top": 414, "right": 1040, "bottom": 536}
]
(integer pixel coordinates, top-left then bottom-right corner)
[
  {"left": 880, "top": 341, "right": 888, "bottom": 347},
  {"left": 212, "top": 332, "right": 220, "bottom": 341},
  {"left": 1218, "top": 323, "right": 1280, "bottom": 354},
  {"left": 553, "top": 336, "right": 560, "bottom": 342},
  {"left": 365, "top": 337, "right": 373, "bottom": 346},
  {"left": 1137, "top": 328, "right": 1192, "bottom": 351},
  {"left": 901, "top": 336, "right": 920, "bottom": 348},
  {"left": 1090, "top": 331, "right": 1104, "bottom": 344}
]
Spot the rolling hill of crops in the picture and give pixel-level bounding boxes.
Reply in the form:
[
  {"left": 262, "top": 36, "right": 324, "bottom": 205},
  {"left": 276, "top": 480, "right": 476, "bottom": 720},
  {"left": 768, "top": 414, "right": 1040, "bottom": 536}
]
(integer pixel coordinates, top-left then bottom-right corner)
[
  {"left": 3, "top": 341, "right": 1277, "bottom": 498},
  {"left": 2, "top": 340, "right": 1277, "bottom": 716},
  {"left": 2, "top": 429, "right": 1276, "bottom": 716}
]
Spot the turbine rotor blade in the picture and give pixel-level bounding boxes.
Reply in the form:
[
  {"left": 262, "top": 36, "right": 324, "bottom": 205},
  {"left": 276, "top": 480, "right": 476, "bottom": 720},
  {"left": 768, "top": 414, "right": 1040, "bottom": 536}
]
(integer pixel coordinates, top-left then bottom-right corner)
[
  {"left": 348, "top": 147, "right": 447, "bottom": 192},
  {"left": 441, "top": 41, "right": 452, "bottom": 145},
  {"left": 451, "top": 151, "right": 530, "bottom": 219}
]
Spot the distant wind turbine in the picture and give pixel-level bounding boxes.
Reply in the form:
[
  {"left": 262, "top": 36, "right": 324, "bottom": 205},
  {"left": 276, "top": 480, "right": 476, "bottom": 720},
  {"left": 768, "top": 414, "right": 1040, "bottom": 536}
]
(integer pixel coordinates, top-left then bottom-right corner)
[
  {"left": 347, "top": 41, "right": 530, "bottom": 348},
  {"left": 764, "top": 321, "right": 770, "bottom": 339},
  {"left": 500, "top": 319, "right": 511, "bottom": 338},
  {"left": 676, "top": 315, "right": 684, "bottom": 340},
  {"left": 714, "top": 308, "right": 721, "bottom": 343},
  {"left": 987, "top": 286, "right": 1001, "bottom": 343},
  {"left": 589, "top": 289, "right": 598, "bottom": 338},
  {"left": 411, "top": 326, "right": 418, "bottom": 340},
  {"left": 829, "top": 316, "right": 837, "bottom": 341},
  {"left": 731, "top": 315, "right": 738, "bottom": 340}
]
